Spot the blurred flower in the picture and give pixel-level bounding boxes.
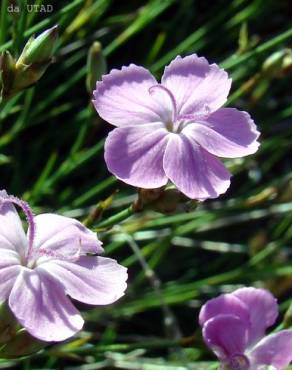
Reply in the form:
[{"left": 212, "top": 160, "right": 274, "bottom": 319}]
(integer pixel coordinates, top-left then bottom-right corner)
[
  {"left": 0, "top": 190, "right": 127, "bottom": 342},
  {"left": 262, "top": 49, "right": 292, "bottom": 78},
  {"left": 92, "top": 54, "right": 260, "bottom": 200},
  {"left": 199, "top": 287, "right": 292, "bottom": 370}
]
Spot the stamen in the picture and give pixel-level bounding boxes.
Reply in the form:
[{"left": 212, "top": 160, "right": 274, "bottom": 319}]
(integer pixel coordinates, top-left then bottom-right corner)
[
  {"left": 148, "top": 84, "right": 178, "bottom": 122},
  {"left": 0, "top": 193, "right": 36, "bottom": 261},
  {"left": 228, "top": 354, "right": 250, "bottom": 370}
]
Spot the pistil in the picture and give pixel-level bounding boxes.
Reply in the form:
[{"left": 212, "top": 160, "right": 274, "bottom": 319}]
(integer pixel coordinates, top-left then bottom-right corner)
[{"left": 0, "top": 194, "right": 36, "bottom": 263}]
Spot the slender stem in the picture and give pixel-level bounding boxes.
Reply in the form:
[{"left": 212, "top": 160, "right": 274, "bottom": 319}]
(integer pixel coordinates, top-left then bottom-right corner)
[
  {"left": 119, "top": 230, "right": 182, "bottom": 341},
  {"left": 0, "top": 0, "right": 9, "bottom": 46},
  {"left": 222, "top": 27, "right": 292, "bottom": 69},
  {"left": 95, "top": 205, "right": 134, "bottom": 229},
  {"left": 50, "top": 337, "right": 196, "bottom": 355}
]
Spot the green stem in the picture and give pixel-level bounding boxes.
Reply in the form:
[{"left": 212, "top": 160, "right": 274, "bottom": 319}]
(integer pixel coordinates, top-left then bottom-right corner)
[
  {"left": 95, "top": 205, "right": 134, "bottom": 229},
  {"left": 0, "top": 0, "right": 9, "bottom": 46},
  {"left": 56, "top": 337, "right": 194, "bottom": 355}
]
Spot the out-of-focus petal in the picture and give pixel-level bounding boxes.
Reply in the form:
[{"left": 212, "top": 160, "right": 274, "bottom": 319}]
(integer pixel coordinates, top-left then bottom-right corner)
[
  {"left": 0, "top": 190, "right": 27, "bottom": 256},
  {"left": 233, "top": 287, "right": 278, "bottom": 345},
  {"left": 0, "top": 249, "right": 21, "bottom": 302},
  {"left": 161, "top": 55, "right": 231, "bottom": 115},
  {"left": 9, "top": 268, "right": 84, "bottom": 342},
  {"left": 31, "top": 213, "right": 103, "bottom": 256},
  {"left": 39, "top": 256, "right": 127, "bottom": 305},
  {"left": 163, "top": 133, "right": 231, "bottom": 199},
  {"left": 203, "top": 314, "right": 249, "bottom": 360},
  {"left": 250, "top": 330, "right": 292, "bottom": 370},
  {"left": 183, "top": 108, "right": 260, "bottom": 158},
  {"left": 104, "top": 124, "right": 169, "bottom": 188},
  {"left": 93, "top": 64, "right": 169, "bottom": 126},
  {"left": 199, "top": 293, "right": 250, "bottom": 327}
]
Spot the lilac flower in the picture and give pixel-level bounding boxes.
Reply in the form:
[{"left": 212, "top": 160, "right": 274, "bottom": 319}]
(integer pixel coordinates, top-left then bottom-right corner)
[
  {"left": 92, "top": 54, "right": 260, "bottom": 200},
  {"left": 199, "top": 287, "right": 292, "bottom": 370},
  {"left": 0, "top": 190, "right": 127, "bottom": 342}
]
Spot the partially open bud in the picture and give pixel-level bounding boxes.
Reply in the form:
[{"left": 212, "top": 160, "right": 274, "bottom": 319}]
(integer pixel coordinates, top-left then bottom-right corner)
[
  {"left": 86, "top": 41, "right": 107, "bottom": 94},
  {"left": 262, "top": 49, "right": 292, "bottom": 78},
  {"left": 0, "top": 26, "right": 58, "bottom": 100},
  {"left": 16, "top": 25, "right": 58, "bottom": 66}
]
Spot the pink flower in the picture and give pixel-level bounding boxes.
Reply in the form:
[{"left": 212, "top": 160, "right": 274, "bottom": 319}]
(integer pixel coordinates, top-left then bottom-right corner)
[
  {"left": 0, "top": 190, "right": 127, "bottom": 342},
  {"left": 199, "top": 287, "right": 292, "bottom": 370},
  {"left": 92, "top": 54, "right": 260, "bottom": 200}
]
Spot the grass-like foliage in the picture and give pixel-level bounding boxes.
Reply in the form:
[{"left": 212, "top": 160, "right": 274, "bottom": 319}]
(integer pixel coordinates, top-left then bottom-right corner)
[{"left": 0, "top": 0, "right": 292, "bottom": 369}]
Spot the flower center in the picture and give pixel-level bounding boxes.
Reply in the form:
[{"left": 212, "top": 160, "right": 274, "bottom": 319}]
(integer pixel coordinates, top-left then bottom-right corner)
[
  {"left": 226, "top": 354, "right": 250, "bottom": 370},
  {"left": 148, "top": 84, "right": 177, "bottom": 131},
  {"left": 148, "top": 85, "right": 211, "bottom": 133}
]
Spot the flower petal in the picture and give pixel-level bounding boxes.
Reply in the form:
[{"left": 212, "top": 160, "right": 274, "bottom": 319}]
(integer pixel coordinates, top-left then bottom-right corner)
[
  {"left": 233, "top": 287, "right": 278, "bottom": 345},
  {"left": 199, "top": 293, "right": 250, "bottom": 327},
  {"left": 161, "top": 55, "right": 231, "bottom": 115},
  {"left": 9, "top": 268, "right": 84, "bottom": 341},
  {"left": 104, "top": 124, "right": 169, "bottom": 188},
  {"left": 93, "top": 64, "right": 169, "bottom": 126},
  {"left": 39, "top": 256, "right": 127, "bottom": 305},
  {"left": 183, "top": 108, "right": 260, "bottom": 158},
  {"left": 250, "top": 330, "right": 292, "bottom": 370},
  {"left": 163, "top": 134, "right": 231, "bottom": 199},
  {"left": 32, "top": 213, "right": 103, "bottom": 256},
  {"left": 0, "top": 249, "right": 21, "bottom": 302},
  {"left": 203, "top": 314, "right": 249, "bottom": 360},
  {"left": 0, "top": 190, "right": 27, "bottom": 256}
]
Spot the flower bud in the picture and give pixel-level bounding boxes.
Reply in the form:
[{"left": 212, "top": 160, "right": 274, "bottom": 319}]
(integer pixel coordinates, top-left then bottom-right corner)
[
  {"left": 283, "top": 303, "right": 292, "bottom": 328},
  {"left": 262, "top": 49, "right": 292, "bottom": 78},
  {"left": 0, "top": 26, "right": 58, "bottom": 100},
  {"left": 86, "top": 41, "right": 107, "bottom": 93},
  {"left": 16, "top": 25, "right": 58, "bottom": 66}
]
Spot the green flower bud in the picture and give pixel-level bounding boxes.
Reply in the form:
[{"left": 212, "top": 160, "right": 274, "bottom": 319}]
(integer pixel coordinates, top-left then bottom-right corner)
[
  {"left": 1, "top": 26, "right": 58, "bottom": 100},
  {"left": 16, "top": 25, "right": 58, "bottom": 66},
  {"left": 262, "top": 49, "right": 292, "bottom": 78},
  {"left": 86, "top": 41, "right": 107, "bottom": 94},
  {"left": 283, "top": 303, "right": 292, "bottom": 328}
]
